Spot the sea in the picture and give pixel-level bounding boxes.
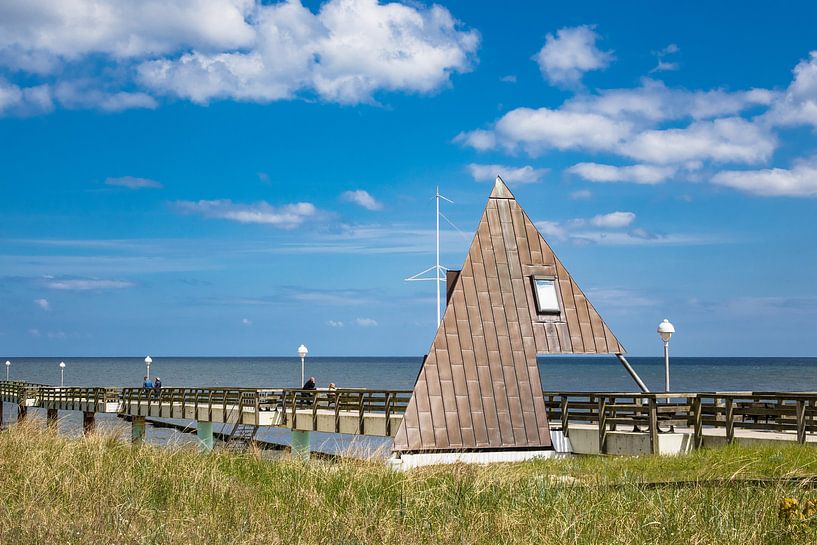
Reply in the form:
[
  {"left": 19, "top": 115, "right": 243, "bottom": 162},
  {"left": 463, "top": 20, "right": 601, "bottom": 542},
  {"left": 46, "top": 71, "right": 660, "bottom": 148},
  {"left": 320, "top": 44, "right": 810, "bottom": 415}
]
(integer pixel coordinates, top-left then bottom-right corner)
[{"left": 3, "top": 356, "right": 817, "bottom": 455}]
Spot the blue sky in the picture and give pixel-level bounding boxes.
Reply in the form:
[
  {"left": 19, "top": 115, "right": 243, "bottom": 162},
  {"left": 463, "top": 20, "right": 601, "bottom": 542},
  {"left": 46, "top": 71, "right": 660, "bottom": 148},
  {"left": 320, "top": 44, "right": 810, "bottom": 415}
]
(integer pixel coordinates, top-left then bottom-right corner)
[{"left": 2, "top": 0, "right": 817, "bottom": 357}]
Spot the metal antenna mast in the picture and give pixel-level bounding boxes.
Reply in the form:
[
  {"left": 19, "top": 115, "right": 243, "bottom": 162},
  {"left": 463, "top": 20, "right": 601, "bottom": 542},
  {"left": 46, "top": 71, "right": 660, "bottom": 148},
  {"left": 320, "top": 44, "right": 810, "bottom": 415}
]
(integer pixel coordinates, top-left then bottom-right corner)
[{"left": 405, "top": 186, "right": 453, "bottom": 327}]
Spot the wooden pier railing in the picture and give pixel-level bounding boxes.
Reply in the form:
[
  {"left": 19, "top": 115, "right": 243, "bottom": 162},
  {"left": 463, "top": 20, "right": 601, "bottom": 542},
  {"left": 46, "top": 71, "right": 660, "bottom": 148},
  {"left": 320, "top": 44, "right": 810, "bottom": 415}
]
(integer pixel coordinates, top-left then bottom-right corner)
[
  {"left": 272, "top": 388, "right": 413, "bottom": 435},
  {"left": 544, "top": 391, "right": 817, "bottom": 454},
  {"left": 4, "top": 381, "right": 817, "bottom": 449},
  {"left": 39, "top": 387, "right": 121, "bottom": 413}
]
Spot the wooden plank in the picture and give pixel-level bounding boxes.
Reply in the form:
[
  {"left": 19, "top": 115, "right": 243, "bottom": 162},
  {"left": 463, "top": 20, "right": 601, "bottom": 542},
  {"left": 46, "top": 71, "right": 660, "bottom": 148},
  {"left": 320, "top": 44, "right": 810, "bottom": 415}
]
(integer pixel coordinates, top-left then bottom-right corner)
[
  {"left": 554, "top": 258, "right": 584, "bottom": 352},
  {"left": 572, "top": 284, "right": 597, "bottom": 353},
  {"left": 452, "top": 277, "right": 487, "bottom": 445},
  {"left": 486, "top": 200, "right": 529, "bottom": 442},
  {"left": 476, "top": 227, "right": 514, "bottom": 446},
  {"left": 511, "top": 202, "right": 532, "bottom": 266}
]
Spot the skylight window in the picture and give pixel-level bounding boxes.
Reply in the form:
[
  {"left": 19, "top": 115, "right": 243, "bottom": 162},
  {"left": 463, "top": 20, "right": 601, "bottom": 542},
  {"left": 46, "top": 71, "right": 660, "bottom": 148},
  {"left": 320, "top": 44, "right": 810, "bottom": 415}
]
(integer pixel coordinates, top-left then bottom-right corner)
[{"left": 533, "top": 277, "right": 560, "bottom": 314}]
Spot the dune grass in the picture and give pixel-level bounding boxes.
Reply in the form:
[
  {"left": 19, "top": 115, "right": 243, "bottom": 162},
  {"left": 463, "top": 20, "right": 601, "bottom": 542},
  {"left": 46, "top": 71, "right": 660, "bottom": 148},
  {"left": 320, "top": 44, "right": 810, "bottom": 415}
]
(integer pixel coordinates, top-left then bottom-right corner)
[{"left": 1, "top": 422, "right": 816, "bottom": 544}]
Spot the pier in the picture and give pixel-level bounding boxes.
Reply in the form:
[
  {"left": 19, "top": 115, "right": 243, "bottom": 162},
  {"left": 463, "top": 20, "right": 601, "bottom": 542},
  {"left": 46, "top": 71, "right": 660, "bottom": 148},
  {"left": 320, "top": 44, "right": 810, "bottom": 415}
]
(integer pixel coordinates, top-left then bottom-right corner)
[
  {"left": 3, "top": 179, "right": 814, "bottom": 466},
  {"left": 3, "top": 380, "right": 816, "bottom": 459}
]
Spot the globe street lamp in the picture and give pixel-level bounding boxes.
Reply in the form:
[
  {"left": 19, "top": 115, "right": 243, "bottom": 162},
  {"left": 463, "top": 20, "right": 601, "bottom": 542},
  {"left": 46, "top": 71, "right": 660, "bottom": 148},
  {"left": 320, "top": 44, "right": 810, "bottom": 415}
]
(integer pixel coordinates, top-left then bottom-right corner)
[
  {"left": 297, "top": 344, "right": 308, "bottom": 387},
  {"left": 144, "top": 356, "right": 152, "bottom": 381},
  {"left": 5, "top": 360, "right": 10, "bottom": 381},
  {"left": 59, "top": 361, "right": 66, "bottom": 388},
  {"left": 657, "top": 319, "right": 675, "bottom": 394}
]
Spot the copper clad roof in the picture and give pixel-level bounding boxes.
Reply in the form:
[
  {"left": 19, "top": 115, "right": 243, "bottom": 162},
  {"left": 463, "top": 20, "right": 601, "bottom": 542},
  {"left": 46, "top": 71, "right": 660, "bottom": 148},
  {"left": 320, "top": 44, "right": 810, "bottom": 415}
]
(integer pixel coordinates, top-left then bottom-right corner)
[{"left": 393, "top": 177, "right": 625, "bottom": 453}]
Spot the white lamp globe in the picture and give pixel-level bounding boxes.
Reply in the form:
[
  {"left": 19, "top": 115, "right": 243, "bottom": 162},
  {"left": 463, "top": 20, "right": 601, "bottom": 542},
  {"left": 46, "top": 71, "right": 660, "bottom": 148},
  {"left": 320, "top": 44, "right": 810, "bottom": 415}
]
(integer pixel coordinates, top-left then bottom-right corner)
[
  {"left": 657, "top": 319, "right": 675, "bottom": 343},
  {"left": 298, "top": 344, "right": 308, "bottom": 359}
]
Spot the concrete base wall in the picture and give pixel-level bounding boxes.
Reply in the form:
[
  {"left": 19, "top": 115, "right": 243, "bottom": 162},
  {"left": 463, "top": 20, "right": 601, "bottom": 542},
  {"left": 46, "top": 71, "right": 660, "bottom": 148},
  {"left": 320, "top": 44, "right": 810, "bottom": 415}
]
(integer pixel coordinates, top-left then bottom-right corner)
[{"left": 392, "top": 449, "right": 559, "bottom": 470}]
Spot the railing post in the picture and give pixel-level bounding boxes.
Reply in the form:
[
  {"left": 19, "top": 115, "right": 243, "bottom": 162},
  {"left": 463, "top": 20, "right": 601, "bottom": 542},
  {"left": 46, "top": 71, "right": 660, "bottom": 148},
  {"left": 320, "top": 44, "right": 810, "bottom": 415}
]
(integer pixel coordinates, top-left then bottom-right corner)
[
  {"left": 311, "top": 391, "right": 319, "bottom": 431},
  {"left": 83, "top": 411, "right": 95, "bottom": 435},
  {"left": 358, "top": 392, "right": 365, "bottom": 435},
  {"left": 725, "top": 398, "right": 734, "bottom": 445},
  {"left": 609, "top": 396, "right": 617, "bottom": 432},
  {"left": 560, "top": 396, "right": 569, "bottom": 437},
  {"left": 334, "top": 391, "right": 341, "bottom": 433},
  {"left": 692, "top": 396, "right": 703, "bottom": 449},
  {"left": 385, "top": 392, "right": 393, "bottom": 436},
  {"left": 131, "top": 415, "right": 146, "bottom": 445},
  {"left": 598, "top": 397, "right": 607, "bottom": 454},
  {"left": 649, "top": 396, "right": 658, "bottom": 455},
  {"left": 797, "top": 399, "right": 807, "bottom": 444}
]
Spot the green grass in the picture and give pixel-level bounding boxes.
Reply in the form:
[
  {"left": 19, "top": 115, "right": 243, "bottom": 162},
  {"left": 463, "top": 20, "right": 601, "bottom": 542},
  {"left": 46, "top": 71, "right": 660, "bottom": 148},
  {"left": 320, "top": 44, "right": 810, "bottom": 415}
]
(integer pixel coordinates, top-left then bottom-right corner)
[{"left": 1, "top": 422, "right": 816, "bottom": 544}]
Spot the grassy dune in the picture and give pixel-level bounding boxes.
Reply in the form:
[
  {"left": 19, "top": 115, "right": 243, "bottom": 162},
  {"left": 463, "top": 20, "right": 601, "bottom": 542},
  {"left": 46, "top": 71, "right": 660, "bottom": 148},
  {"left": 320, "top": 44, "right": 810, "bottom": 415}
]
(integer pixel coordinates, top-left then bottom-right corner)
[{"left": 1, "top": 423, "right": 816, "bottom": 544}]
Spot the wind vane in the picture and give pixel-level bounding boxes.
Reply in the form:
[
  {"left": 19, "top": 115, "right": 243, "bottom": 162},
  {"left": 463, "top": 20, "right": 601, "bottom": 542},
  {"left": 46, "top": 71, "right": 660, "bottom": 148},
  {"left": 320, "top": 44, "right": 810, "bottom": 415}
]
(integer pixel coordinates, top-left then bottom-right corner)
[{"left": 405, "top": 186, "right": 454, "bottom": 327}]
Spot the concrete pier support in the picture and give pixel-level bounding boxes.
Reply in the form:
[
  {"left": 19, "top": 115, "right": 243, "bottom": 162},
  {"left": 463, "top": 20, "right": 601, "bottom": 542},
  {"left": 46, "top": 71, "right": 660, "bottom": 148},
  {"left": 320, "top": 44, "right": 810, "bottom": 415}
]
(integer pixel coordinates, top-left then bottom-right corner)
[
  {"left": 0, "top": 401, "right": 4, "bottom": 428},
  {"left": 17, "top": 405, "right": 27, "bottom": 422},
  {"left": 46, "top": 408, "right": 59, "bottom": 430},
  {"left": 196, "top": 421, "right": 214, "bottom": 452},
  {"left": 131, "top": 415, "right": 146, "bottom": 445},
  {"left": 290, "top": 430, "right": 311, "bottom": 460},
  {"left": 83, "top": 411, "right": 96, "bottom": 435}
]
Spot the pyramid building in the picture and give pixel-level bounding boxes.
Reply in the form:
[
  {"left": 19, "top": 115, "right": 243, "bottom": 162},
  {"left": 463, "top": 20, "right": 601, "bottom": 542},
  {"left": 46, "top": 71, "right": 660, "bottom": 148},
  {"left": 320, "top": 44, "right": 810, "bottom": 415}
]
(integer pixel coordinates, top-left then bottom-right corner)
[{"left": 393, "top": 177, "right": 625, "bottom": 453}]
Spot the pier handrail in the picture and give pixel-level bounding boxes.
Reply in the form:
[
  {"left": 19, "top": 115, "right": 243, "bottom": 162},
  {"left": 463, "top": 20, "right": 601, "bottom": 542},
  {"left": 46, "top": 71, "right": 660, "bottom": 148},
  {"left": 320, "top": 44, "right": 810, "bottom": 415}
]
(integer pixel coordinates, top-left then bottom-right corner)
[
  {"left": 38, "top": 387, "right": 121, "bottom": 412},
  {"left": 543, "top": 391, "right": 817, "bottom": 453},
  {"left": 5, "top": 381, "right": 817, "bottom": 446}
]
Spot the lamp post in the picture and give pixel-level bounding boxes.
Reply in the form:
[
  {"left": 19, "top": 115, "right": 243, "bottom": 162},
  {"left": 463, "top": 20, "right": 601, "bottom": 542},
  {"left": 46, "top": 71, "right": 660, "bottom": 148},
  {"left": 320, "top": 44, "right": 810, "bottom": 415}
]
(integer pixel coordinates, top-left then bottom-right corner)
[
  {"left": 144, "top": 356, "right": 152, "bottom": 381},
  {"left": 59, "top": 361, "right": 66, "bottom": 388},
  {"left": 4, "top": 360, "right": 9, "bottom": 381},
  {"left": 657, "top": 319, "right": 675, "bottom": 394},
  {"left": 297, "top": 344, "right": 308, "bottom": 387}
]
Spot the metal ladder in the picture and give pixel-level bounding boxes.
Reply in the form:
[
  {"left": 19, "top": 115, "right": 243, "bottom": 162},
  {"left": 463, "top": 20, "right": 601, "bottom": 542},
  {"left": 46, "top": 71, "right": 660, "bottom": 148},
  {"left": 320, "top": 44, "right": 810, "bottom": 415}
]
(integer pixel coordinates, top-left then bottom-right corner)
[{"left": 224, "top": 391, "right": 258, "bottom": 451}]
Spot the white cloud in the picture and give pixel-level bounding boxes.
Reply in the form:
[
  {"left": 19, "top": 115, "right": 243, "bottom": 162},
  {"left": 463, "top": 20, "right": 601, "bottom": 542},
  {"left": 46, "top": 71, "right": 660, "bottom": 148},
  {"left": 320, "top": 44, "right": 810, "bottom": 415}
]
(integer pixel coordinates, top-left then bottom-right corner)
[
  {"left": 0, "top": 0, "right": 478, "bottom": 112},
  {"left": 568, "top": 162, "right": 676, "bottom": 184},
  {"left": 535, "top": 220, "right": 568, "bottom": 241},
  {"left": 533, "top": 25, "right": 612, "bottom": 87},
  {"left": 466, "top": 163, "right": 548, "bottom": 184},
  {"left": 460, "top": 107, "right": 631, "bottom": 154},
  {"left": 54, "top": 81, "right": 157, "bottom": 112},
  {"left": 650, "top": 43, "right": 680, "bottom": 73},
  {"left": 459, "top": 79, "right": 779, "bottom": 164},
  {"left": 242, "top": 318, "right": 252, "bottom": 326},
  {"left": 34, "top": 298, "right": 50, "bottom": 310},
  {"left": 105, "top": 176, "right": 163, "bottom": 189},
  {"left": 589, "top": 211, "right": 636, "bottom": 228},
  {"left": 46, "top": 278, "right": 134, "bottom": 290},
  {"left": 355, "top": 317, "right": 378, "bottom": 327},
  {"left": 340, "top": 190, "right": 383, "bottom": 211},
  {"left": 564, "top": 79, "right": 776, "bottom": 123},
  {"left": 28, "top": 328, "right": 41, "bottom": 338},
  {"left": 326, "top": 320, "right": 344, "bottom": 327},
  {"left": 621, "top": 118, "right": 776, "bottom": 165},
  {"left": 500, "top": 75, "right": 516, "bottom": 83},
  {"left": 535, "top": 212, "right": 710, "bottom": 246},
  {"left": 651, "top": 61, "right": 679, "bottom": 73},
  {"left": 176, "top": 199, "right": 318, "bottom": 228},
  {"left": 570, "top": 189, "right": 592, "bottom": 199},
  {"left": 0, "top": 79, "right": 53, "bottom": 116},
  {"left": 0, "top": 0, "right": 256, "bottom": 61},
  {"left": 712, "top": 160, "right": 817, "bottom": 197},
  {"left": 765, "top": 51, "right": 817, "bottom": 128},
  {"left": 586, "top": 287, "right": 656, "bottom": 308},
  {"left": 137, "top": 0, "right": 479, "bottom": 105},
  {"left": 287, "top": 288, "right": 369, "bottom": 306},
  {"left": 453, "top": 129, "right": 495, "bottom": 151}
]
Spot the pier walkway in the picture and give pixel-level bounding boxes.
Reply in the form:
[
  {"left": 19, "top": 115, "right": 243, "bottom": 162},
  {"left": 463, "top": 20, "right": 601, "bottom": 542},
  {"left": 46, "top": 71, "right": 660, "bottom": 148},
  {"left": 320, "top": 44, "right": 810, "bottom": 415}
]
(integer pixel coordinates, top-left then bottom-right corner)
[{"left": 2, "top": 381, "right": 817, "bottom": 457}]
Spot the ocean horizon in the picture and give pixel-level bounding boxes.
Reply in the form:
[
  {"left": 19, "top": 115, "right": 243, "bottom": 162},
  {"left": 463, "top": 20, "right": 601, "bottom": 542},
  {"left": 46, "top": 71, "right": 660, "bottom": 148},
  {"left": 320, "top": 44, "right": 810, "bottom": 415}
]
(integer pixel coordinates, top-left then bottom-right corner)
[{"left": 6, "top": 356, "right": 817, "bottom": 392}]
